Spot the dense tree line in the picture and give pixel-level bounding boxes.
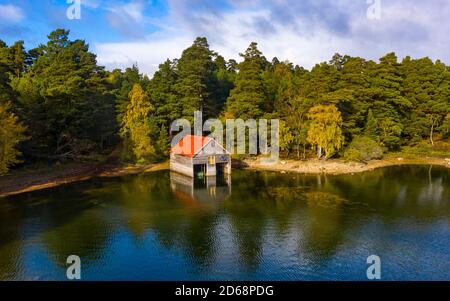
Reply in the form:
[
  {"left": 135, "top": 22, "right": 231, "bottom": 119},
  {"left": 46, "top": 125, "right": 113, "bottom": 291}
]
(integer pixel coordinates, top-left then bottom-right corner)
[{"left": 0, "top": 29, "right": 449, "bottom": 174}]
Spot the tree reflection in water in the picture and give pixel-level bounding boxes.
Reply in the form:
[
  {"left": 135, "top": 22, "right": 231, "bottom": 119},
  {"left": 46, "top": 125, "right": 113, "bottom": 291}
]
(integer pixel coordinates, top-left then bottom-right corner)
[{"left": 0, "top": 165, "right": 448, "bottom": 280}]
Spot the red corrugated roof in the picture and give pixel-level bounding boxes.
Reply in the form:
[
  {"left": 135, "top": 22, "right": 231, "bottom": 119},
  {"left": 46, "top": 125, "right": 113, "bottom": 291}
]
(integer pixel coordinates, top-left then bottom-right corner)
[{"left": 171, "top": 135, "right": 213, "bottom": 157}]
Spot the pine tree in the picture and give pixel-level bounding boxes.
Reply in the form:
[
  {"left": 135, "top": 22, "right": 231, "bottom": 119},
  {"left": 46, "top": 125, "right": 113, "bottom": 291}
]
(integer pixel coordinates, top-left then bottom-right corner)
[
  {"left": 307, "top": 62, "right": 339, "bottom": 103},
  {"left": 0, "top": 40, "right": 15, "bottom": 104},
  {"left": 225, "top": 42, "right": 268, "bottom": 119},
  {"left": 147, "top": 60, "right": 180, "bottom": 127},
  {"left": 336, "top": 56, "right": 370, "bottom": 138},
  {"left": 175, "top": 37, "right": 217, "bottom": 121},
  {"left": 12, "top": 29, "right": 116, "bottom": 159},
  {"left": 365, "top": 53, "right": 407, "bottom": 149},
  {"left": 441, "top": 113, "right": 450, "bottom": 137},
  {"left": 329, "top": 53, "right": 348, "bottom": 71},
  {"left": 364, "top": 109, "right": 379, "bottom": 139},
  {"left": 115, "top": 65, "right": 143, "bottom": 124},
  {"left": 268, "top": 61, "right": 296, "bottom": 113},
  {"left": 2, "top": 29, "right": 450, "bottom": 165},
  {"left": 210, "top": 54, "right": 235, "bottom": 117},
  {"left": 379, "top": 117, "right": 402, "bottom": 150},
  {"left": 10, "top": 41, "right": 27, "bottom": 77},
  {"left": 156, "top": 125, "right": 171, "bottom": 159},
  {"left": 400, "top": 57, "right": 445, "bottom": 143}
]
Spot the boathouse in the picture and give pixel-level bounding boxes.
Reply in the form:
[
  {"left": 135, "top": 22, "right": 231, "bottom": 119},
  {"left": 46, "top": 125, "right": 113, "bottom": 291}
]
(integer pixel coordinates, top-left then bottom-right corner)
[{"left": 170, "top": 135, "right": 231, "bottom": 177}]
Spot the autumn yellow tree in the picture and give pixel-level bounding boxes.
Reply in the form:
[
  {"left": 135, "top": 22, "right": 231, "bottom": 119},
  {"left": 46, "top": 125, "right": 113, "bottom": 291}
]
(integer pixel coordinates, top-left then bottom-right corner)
[
  {"left": 120, "top": 84, "right": 156, "bottom": 163},
  {"left": 0, "top": 102, "right": 27, "bottom": 174},
  {"left": 307, "top": 104, "right": 344, "bottom": 159},
  {"left": 279, "top": 120, "right": 294, "bottom": 155}
]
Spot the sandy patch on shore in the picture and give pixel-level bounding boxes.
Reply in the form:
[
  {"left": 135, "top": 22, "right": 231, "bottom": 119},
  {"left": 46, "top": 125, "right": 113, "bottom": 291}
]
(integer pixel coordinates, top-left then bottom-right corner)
[{"left": 241, "top": 156, "right": 450, "bottom": 175}]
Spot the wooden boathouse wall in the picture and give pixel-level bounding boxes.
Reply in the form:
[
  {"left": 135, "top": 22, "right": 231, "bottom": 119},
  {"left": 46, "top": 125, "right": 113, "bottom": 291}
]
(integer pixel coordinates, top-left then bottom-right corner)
[
  {"left": 170, "top": 135, "right": 231, "bottom": 177},
  {"left": 170, "top": 153, "right": 194, "bottom": 177}
]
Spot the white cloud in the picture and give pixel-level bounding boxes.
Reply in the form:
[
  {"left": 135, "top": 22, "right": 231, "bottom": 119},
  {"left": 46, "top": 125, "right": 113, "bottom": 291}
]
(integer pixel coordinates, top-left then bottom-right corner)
[
  {"left": 102, "top": 0, "right": 147, "bottom": 39},
  {"left": 121, "top": 1, "right": 145, "bottom": 22},
  {"left": 82, "top": 0, "right": 102, "bottom": 9},
  {"left": 95, "top": 8, "right": 346, "bottom": 75},
  {"left": 0, "top": 4, "right": 25, "bottom": 23},
  {"left": 94, "top": 0, "right": 450, "bottom": 76},
  {"left": 95, "top": 34, "right": 194, "bottom": 74},
  {"left": 104, "top": 0, "right": 145, "bottom": 22}
]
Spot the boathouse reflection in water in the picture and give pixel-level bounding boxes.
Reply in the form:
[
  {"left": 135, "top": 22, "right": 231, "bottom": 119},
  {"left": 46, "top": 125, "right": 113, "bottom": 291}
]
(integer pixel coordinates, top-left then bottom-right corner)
[{"left": 170, "top": 172, "right": 231, "bottom": 207}]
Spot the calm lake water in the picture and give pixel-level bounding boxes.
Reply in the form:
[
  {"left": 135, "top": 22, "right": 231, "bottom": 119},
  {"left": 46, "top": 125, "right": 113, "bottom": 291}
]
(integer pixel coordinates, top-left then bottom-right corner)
[{"left": 0, "top": 165, "right": 449, "bottom": 280}]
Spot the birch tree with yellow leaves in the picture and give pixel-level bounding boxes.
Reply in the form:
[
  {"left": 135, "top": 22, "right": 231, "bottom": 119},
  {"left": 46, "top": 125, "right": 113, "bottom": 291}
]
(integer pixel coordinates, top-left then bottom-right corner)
[
  {"left": 120, "top": 84, "right": 156, "bottom": 163},
  {"left": 307, "top": 104, "right": 344, "bottom": 159}
]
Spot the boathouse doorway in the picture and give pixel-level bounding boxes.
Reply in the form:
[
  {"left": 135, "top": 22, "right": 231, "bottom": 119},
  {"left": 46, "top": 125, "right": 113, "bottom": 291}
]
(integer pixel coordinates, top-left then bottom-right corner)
[
  {"left": 216, "top": 163, "right": 227, "bottom": 175},
  {"left": 194, "top": 164, "right": 207, "bottom": 177}
]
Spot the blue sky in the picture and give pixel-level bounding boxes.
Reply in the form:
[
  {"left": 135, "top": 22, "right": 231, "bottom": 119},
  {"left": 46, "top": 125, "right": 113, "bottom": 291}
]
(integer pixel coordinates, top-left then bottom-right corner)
[{"left": 1, "top": 0, "right": 449, "bottom": 75}]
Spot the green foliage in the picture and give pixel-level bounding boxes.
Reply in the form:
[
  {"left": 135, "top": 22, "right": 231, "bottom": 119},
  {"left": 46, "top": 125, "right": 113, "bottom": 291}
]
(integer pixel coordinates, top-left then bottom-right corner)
[
  {"left": 278, "top": 120, "right": 294, "bottom": 155},
  {"left": 282, "top": 96, "right": 311, "bottom": 158},
  {"left": 114, "top": 65, "right": 144, "bottom": 124},
  {"left": 11, "top": 29, "right": 116, "bottom": 160},
  {"left": 276, "top": 51, "right": 449, "bottom": 158},
  {"left": 156, "top": 125, "right": 171, "bottom": 159},
  {"left": 0, "top": 41, "right": 16, "bottom": 104},
  {"left": 400, "top": 140, "right": 450, "bottom": 158},
  {"left": 9, "top": 41, "right": 27, "bottom": 77},
  {"left": 0, "top": 102, "right": 27, "bottom": 174},
  {"left": 400, "top": 57, "right": 449, "bottom": 144},
  {"left": 441, "top": 114, "right": 450, "bottom": 137},
  {"left": 379, "top": 118, "right": 403, "bottom": 150},
  {"left": 1, "top": 30, "right": 450, "bottom": 171},
  {"left": 147, "top": 60, "right": 180, "bottom": 127},
  {"left": 175, "top": 37, "right": 218, "bottom": 120},
  {"left": 364, "top": 109, "right": 379, "bottom": 139},
  {"left": 343, "top": 136, "right": 383, "bottom": 163},
  {"left": 225, "top": 42, "right": 268, "bottom": 119}
]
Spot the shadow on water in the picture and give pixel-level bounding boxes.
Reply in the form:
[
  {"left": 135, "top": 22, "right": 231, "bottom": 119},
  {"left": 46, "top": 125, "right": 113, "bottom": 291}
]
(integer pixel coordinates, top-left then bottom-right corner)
[
  {"left": 0, "top": 165, "right": 449, "bottom": 280},
  {"left": 0, "top": 180, "right": 114, "bottom": 279}
]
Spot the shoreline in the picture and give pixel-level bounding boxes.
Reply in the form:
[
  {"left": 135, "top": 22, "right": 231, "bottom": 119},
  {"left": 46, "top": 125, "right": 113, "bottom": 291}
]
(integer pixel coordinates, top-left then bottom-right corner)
[
  {"left": 0, "top": 162, "right": 169, "bottom": 198},
  {"left": 240, "top": 155, "right": 450, "bottom": 175},
  {"left": 1, "top": 156, "right": 449, "bottom": 198}
]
